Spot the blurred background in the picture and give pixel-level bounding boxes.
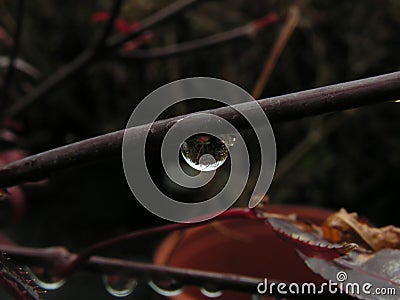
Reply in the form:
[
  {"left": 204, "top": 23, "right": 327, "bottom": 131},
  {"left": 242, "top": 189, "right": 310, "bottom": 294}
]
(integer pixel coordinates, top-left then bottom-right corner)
[{"left": 1, "top": 0, "right": 400, "bottom": 299}]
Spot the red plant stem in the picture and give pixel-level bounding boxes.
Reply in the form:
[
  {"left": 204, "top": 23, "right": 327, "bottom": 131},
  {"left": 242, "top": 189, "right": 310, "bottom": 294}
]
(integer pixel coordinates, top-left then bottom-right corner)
[
  {"left": 0, "top": 71, "right": 400, "bottom": 188},
  {"left": 59, "top": 208, "right": 259, "bottom": 277},
  {"left": 121, "top": 12, "right": 278, "bottom": 59}
]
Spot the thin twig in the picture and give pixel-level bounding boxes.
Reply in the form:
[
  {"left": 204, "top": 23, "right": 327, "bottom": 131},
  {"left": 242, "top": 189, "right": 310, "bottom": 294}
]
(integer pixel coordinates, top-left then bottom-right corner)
[
  {"left": 120, "top": 12, "right": 278, "bottom": 59},
  {"left": 0, "top": 71, "right": 399, "bottom": 188},
  {"left": 60, "top": 208, "right": 258, "bottom": 276},
  {"left": 252, "top": 5, "right": 300, "bottom": 99},
  {"left": 1, "top": 0, "right": 26, "bottom": 114},
  {"left": 5, "top": 0, "right": 199, "bottom": 118}
]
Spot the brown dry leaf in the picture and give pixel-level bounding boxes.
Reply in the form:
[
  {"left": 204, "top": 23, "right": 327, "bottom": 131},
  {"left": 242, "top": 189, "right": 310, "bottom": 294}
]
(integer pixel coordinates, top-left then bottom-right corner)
[{"left": 321, "top": 208, "right": 400, "bottom": 251}]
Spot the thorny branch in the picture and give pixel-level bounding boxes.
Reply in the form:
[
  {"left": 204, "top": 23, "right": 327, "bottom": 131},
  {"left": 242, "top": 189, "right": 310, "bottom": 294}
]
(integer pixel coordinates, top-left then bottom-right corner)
[{"left": 0, "top": 71, "right": 399, "bottom": 188}]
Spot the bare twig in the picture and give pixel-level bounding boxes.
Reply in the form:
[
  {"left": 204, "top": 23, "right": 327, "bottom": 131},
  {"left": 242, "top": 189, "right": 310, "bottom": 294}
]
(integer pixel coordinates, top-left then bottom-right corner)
[
  {"left": 1, "top": 0, "right": 26, "bottom": 113},
  {"left": 120, "top": 12, "right": 278, "bottom": 59},
  {"left": 252, "top": 5, "right": 300, "bottom": 99},
  {"left": 0, "top": 71, "right": 399, "bottom": 188},
  {"left": 5, "top": 0, "right": 199, "bottom": 118}
]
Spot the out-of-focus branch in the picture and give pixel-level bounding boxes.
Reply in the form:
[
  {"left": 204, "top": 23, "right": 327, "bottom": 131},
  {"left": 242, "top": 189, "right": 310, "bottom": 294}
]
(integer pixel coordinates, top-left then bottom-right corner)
[
  {"left": 4, "top": 0, "right": 199, "bottom": 118},
  {"left": 252, "top": 5, "right": 300, "bottom": 99},
  {"left": 0, "top": 71, "right": 399, "bottom": 188},
  {"left": 3, "top": 0, "right": 124, "bottom": 118},
  {"left": 1, "top": 0, "right": 26, "bottom": 113},
  {"left": 120, "top": 12, "right": 278, "bottom": 59}
]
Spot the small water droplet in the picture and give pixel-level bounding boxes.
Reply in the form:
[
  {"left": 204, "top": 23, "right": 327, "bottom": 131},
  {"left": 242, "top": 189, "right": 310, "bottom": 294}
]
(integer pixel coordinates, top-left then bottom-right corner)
[
  {"left": 180, "top": 134, "right": 235, "bottom": 172},
  {"left": 25, "top": 266, "right": 66, "bottom": 290},
  {"left": 103, "top": 274, "right": 137, "bottom": 298},
  {"left": 200, "top": 286, "right": 223, "bottom": 298},
  {"left": 148, "top": 279, "right": 184, "bottom": 296}
]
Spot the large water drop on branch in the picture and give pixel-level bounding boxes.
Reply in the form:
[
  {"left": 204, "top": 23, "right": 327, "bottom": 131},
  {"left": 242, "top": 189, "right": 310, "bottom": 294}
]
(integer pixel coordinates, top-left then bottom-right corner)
[
  {"left": 102, "top": 274, "right": 137, "bottom": 297},
  {"left": 180, "top": 134, "right": 235, "bottom": 172}
]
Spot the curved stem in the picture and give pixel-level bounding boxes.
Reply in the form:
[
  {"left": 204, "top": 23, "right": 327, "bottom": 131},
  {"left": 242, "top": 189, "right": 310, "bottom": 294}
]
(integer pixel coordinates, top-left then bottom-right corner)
[
  {"left": 0, "top": 71, "right": 399, "bottom": 188},
  {"left": 60, "top": 208, "right": 258, "bottom": 276}
]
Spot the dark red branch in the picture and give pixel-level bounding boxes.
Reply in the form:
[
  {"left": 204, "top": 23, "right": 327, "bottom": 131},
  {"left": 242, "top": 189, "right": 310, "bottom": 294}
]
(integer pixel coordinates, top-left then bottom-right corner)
[{"left": 0, "top": 71, "right": 399, "bottom": 188}]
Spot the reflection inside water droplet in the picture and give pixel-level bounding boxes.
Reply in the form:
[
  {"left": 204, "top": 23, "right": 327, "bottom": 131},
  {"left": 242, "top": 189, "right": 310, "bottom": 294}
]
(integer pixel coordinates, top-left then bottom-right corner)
[
  {"left": 148, "top": 279, "right": 184, "bottom": 296},
  {"left": 102, "top": 274, "right": 137, "bottom": 297},
  {"left": 180, "top": 134, "right": 235, "bottom": 172},
  {"left": 25, "top": 266, "right": 66, "bottom": 290},
  {"left": 200, "top": 286, "right": 223, "bottom": 298}
]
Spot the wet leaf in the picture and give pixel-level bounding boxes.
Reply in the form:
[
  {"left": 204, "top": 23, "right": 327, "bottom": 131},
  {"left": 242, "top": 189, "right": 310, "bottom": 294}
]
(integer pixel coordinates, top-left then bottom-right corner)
[{"left": 263, "top": 208, "right": 400, "bottom": 299}]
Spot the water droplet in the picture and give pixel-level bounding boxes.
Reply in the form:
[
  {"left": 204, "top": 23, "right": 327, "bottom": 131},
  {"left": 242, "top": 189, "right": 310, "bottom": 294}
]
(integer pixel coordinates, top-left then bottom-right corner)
[
  {"left": 200, "top": 286, "right": 223, "bottom": 298},
  {"left": 148, "top": 279, "right": 184, "bottom": 296},
  {"left": 103, "top": 274, "right": 137, "bottom": 298},
  {"left": 25, "top": 266, "right": 66, "bottom": 290},
  {"left": 180, "top": 134, "right": 235, "bottom": 172}
]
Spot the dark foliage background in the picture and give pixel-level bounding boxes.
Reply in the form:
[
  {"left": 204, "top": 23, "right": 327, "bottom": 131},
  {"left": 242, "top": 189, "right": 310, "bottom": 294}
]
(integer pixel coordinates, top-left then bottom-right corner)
[{"left": 1, "top": 0, "right": 400, "bottom": 299}]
